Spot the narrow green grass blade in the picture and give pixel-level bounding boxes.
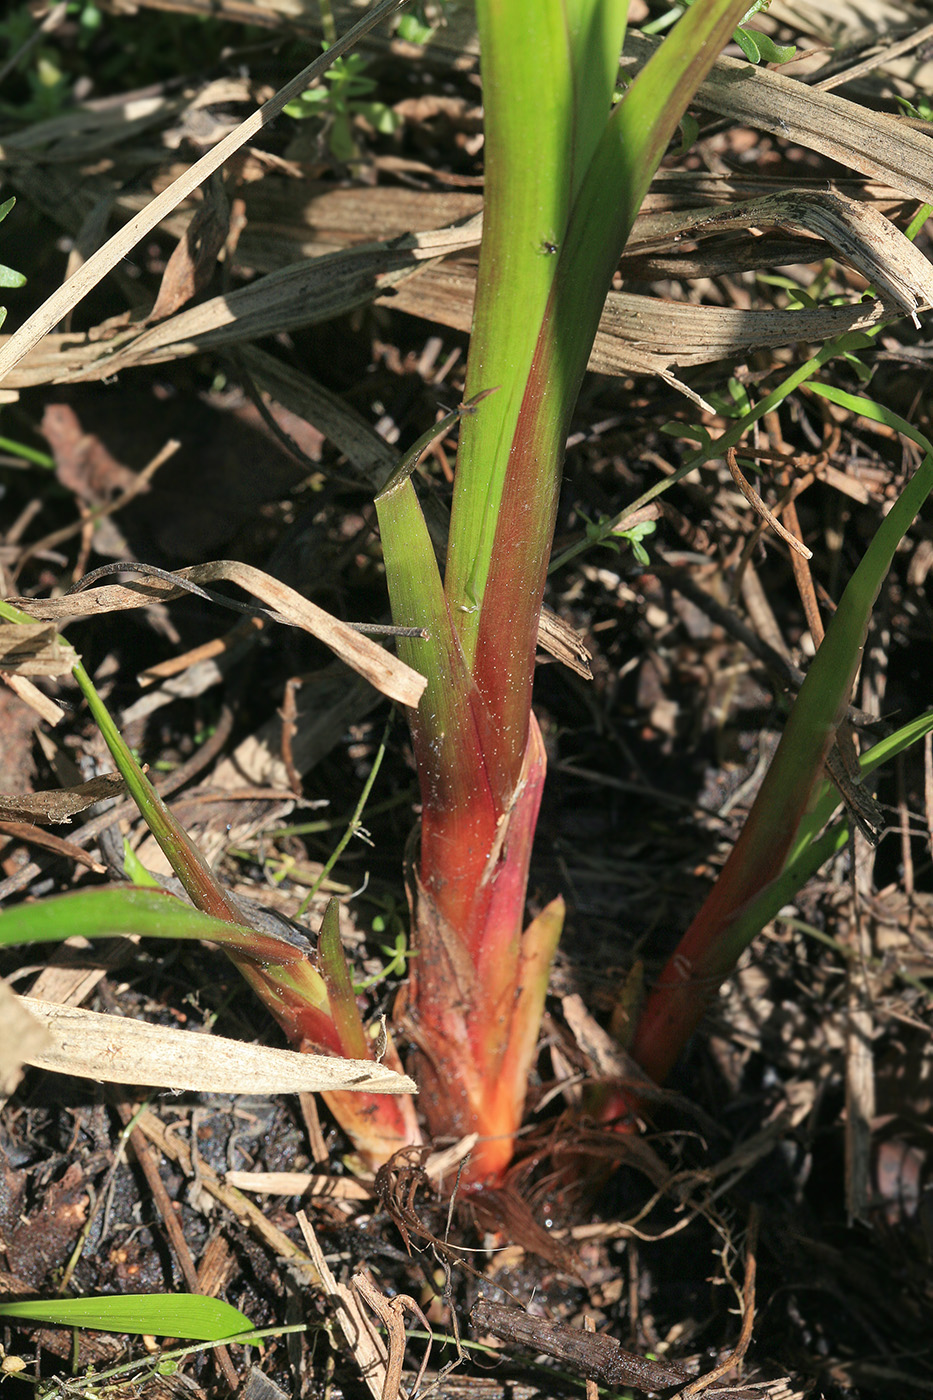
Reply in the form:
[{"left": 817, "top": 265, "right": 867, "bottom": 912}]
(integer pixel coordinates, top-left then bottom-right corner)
[
  {"left": 554, "top": 0, "right": 752, "bottom": 386},
  {"left": 699, "top": 442, "right": 933, "bottom": 972},
  {"left": 72, "top": 658, "right": 246, "bottom": 924},
  {"left": 0, "top": 886, "right": 307, "bottom": 966},
  {"left": 376, "top": 467, "right": 502, "bottom": 918},
  {"left": 0, "top": 594, "right": 245, "bottom": 927},
  {"left": 721, "top": 711, "right": 933, "bottom": 964},
  {"left": 633, "top": 410, "right": 933, "bottom": 1082},
  {"left": 0, "top": 1295, "right": 251, "bottom": 1341},
  {"left": 455, "top": 0, "right": 751, "bottom": 770},
  {"left": 376, "top": 476, "right": 495, "bottom": 807}
]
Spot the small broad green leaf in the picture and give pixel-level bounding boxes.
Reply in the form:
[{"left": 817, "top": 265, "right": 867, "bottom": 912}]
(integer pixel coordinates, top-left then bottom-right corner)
[
  {"left": 752, "top": 31, "right": 796, "bottom": 63},
  {"left": 841, "top": 350, "right": 872, "bottom": 383},
  {"left": 661, "top": 421, "right": 711, "bottom": 450},
  {"left": 396, "top": 12, "right": 434, "bottom": 42},
  {"left": 733, "top": 27, "right": 761, "bottom": 62},
  {"left": 79, "top": 2, "right": 104, "bottom": 30},
  {"left": 727, "top": 377, "right": 753, "bottom": 413},
  {"left": 615, "top": 519, "right": 657, "bottom": 566},
  {"left": 357, "top": 101, "right": 402, "bottom": 135},
  {"left": 122, "top": 839, "right": 159, "bottom": 886},
  {"left": 0, "top": 1295, "right": 252, "bottom": 1341},
  {"left": 784, "top": 287, "right": 818, "bottom": 310},
  {"left": 0, "top": 264, "right": 25, "bottom": 289},
  {"left": 668, "top": 111, "right": 699, "bottom": 158}
]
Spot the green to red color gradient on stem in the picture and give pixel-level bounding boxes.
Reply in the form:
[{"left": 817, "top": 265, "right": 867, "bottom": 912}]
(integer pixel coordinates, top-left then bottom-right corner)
[
  {"left": 377, "top": 0, "right": 752, "bottom": 1183},
  {"left": 629, "top": 401, "right": 933, "bottom": 1092}
]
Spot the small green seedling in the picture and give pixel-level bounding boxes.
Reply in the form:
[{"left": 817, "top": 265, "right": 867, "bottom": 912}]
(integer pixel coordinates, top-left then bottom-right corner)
[{"left": 285, "top": 50, "right": 401, "bottom": 162}]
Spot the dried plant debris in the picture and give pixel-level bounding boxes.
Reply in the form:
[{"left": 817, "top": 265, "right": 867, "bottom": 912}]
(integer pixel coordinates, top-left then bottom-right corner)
[
  {"left": 0, "top": 623, "right": 78, "bottom": 678},
  {"left": 7, "top": 558, "right": 426, "bottom": 708},
  {"left": 0, "top": 771, "right": 126, "bottom": 825},
  {"left": 17, "top": 996, "right": 417, "bottom": 1096}
]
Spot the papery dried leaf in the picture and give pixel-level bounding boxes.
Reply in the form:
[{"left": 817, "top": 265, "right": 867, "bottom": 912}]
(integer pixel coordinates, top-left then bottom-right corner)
[
  {"left": 0, "top": 622, "right": 77, "bottom": 677},
  {"left": 19, "top": 997, "right": 418, "bottom": 1095},
  {"left": 7, "top": 558, "right": 426, "bottom": 708},
  {"left": 0, "top": 770, "right": 126, "bottom": 824}
]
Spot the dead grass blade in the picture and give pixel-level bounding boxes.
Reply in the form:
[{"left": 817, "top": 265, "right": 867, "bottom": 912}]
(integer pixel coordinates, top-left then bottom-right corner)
[
  {"left": 0, "top": 770, "right": 127, "bottom": 824},
  {"left": 7, "top": 559, "right": 426, "bottom": 708},
  {"left": 0, "top": 622, "right": 77, "bottom": 677},
  {"left": 387, "top": 261, "right": 889, "bottom": 378},
  {"left": 624, "top": 33, "right": 933, "bottom": 206},
  {"left": 653, "top": 190, "right": 933, "bottom": 324},
  {"left": 0, "top": 0, "right": 408, "bottom": 386},
  {"left": 297, "top": 1211, "right": 389, "bottom": 1400},
  {"left": 0, "top": 984, "right": 51, "bottom": 1095},
  {"left": 0, "top": 216, "right": 482, "bottom": 388},
  {"left": 18, "top": 996, "right": 418, "bottom": 1095}
]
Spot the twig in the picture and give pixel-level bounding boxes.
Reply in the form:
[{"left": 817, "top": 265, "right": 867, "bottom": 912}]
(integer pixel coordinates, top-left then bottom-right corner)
[
  {"left": 352, "top": 1272, "right": 434, "bottom": 1400},
  {"left": 726, "top": 448, "right": 812, "bottom": 560},
  {"left": 13, "top": 441, "right": 180, "bottom": 579},
  {"left": 470, "top": 1299, "right": 692, "bottom": 1393},
  {"left": 296, "top": 1211, "right": 387, "bottom": 1400}
]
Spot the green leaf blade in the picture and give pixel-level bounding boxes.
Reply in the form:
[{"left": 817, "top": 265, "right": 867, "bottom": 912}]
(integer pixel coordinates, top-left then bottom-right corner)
[{"left": 0, "top": 1294, "right": 252, "bottom": 1341}]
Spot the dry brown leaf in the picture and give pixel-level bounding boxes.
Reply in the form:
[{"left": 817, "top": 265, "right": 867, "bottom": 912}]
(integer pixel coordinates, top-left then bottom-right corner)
[
  {"left": 0, "top": 623, "right": 77, "bottom": 678},
  {"left": 5, "top": 179, "right": 923, "bottom": 389},
  {"left": 18, "top": 996, "right": 418, "bottom": 1095},
  {"left": 388, "top": 259, "right": 890, "bottom": 378},
  {"left": 148, "top": 171, "right": 230, "bottom": 322},
  {"left": 1, "top": 674, "right": 66, "bottom": 726},
  {"left": 623, "top": 32, "right": 933, "bottom": 207},
  {"left": 0, "top": 983, "right": 51, "bottom": 1096},
  {"left": 0, "top": 821, "right": 106, "bottom": 873},
  {"left": 537, "top": 608, "right": 593, "bottom": 679},
  {"left": 654, "top": 189, "right": 933, "bottom": 323},
  {"left": 0, "top": 0, "right": 409, "bottom": 388},
  {"left": 0, "top": 770, "right": 126, "bottom": 824},
  {"left": 7, "top": 559, "right": 426, "bottom": 709}
]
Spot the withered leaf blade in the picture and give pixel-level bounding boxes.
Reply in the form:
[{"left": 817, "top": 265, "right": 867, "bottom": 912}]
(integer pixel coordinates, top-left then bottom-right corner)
[
  {"left": 0, "top": 984, "right": 51, "bottom": 1096},
  {"left": 148, "top": 171, "right": 230, "bottom": 323},
  {"left": 8, "top": 559, "right": 427, "bottom": 709},
  {"left": 537, "top": 605, "right": 592, "bottom": 679},
  {"left": 19, "top": 997, "right": 419, "bottom": 1096},
  {"left": 0, "top": 622, "right": 78, "bottom": 677},
  {"left": 0, "top": 770, "right": 127, "bottom": 825}
]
